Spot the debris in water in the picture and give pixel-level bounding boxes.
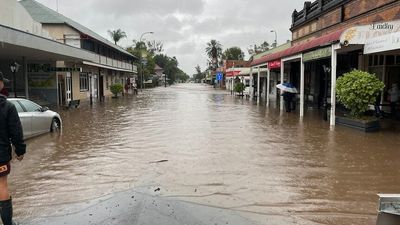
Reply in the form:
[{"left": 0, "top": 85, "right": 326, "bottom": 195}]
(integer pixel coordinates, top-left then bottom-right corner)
[{"left": 149, "top": 160, "right": 169, "bottom": 164}]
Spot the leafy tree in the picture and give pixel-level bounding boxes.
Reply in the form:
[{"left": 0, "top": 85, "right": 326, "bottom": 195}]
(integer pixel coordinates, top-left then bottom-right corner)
[
  {"left": 248, "top": 41, "right": 271, "bottom": 55},
  {"left": 336, "top": 70, "right": 385, "bottom": 118},
  {"left": 147, "top": 40, "right": 164, "bottom": 55},
  {"left": 195, "top": 65, "right": 201, "bottom": 75},
  {"left": 194, "top": 65, "right": 205, "bottom": 82},
  {"left": 205, "top": 40, "right": 222, "bottom": 69},
  {"left": 154, "top": 54, "right": 188, "bottom": 84},
  {"left": 108, "top": 29, "right": 127, "bottom": 45},
  {"left": 222, "top": 47, "right": 245, "bottom": 60},
  {"left": 127, "top": 42, "right": 155, "bottom": 85}
]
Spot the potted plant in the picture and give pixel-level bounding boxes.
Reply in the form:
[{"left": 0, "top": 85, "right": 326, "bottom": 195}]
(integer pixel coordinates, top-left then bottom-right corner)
[
  {"left": 335, "top": 70, "right": 385, "bottom": 132},
  {"left": 234, "top": 82, "right": 245, "bottom": 96},
  {"left": 110, "top": 83, "right": 123, "bottom": 98}
]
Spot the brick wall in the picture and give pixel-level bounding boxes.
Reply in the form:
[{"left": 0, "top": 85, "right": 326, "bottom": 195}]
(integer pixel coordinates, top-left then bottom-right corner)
[{"left": 291, "top": 0, "right": 400, "bottom": 45}]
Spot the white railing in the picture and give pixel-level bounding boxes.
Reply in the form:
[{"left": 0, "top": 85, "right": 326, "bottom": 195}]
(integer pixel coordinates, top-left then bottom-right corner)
[
  {"left": 92, "top": 54, "right": 135, "bottom": 72},
  {"left": 100, "top": 56, "right": 107, "bottom": 65}
]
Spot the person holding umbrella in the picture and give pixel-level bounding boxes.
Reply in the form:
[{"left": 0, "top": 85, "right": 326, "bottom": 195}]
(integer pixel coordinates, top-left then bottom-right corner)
[{"left": 277, "top": 83, "right": 298, "bottom": 113}]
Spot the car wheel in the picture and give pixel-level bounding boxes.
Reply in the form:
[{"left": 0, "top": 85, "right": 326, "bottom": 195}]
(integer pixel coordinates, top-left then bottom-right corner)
[{"left": 50, "top": 118, "right": 61, "bottom": 132}]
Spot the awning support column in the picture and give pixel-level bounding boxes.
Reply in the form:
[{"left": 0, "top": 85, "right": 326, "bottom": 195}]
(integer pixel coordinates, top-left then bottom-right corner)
[
  {"left": 23, "top": 57, "right": 29, "bottom": 99},
  {"left": 263, "top": 74, "right": 267, "bottom": 100},
  {"left": 257, "top": 67, "right": 261, "bottom": 104},
  {"left": 330, "top": 44, "right": 340, "bottom": 127},
  {"left": 250, "top": 69, "right": 254, "bottom": 100},
  {"left": 280, "top": 60, "right": 284, "bottom": 112},
  {"left": 267, "top": 68, "right": 270, "bottom": 107},
  {"left": 300, "top": 55, "right": 305, "bottom": 117}
]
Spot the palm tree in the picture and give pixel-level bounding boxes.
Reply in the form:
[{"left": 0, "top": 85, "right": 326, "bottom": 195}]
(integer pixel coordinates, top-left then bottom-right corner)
[
  {"left": 205, "top": 40, "right": 222, "bottom": 70},
  {"left": 108, "top": 29, "right": 127, "bottom": 45}
]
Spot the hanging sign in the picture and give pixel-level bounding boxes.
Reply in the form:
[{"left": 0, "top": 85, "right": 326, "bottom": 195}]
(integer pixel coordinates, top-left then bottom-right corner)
[
  {"left": 268, "top": 60, "right": 281, "bottom": 69},
  {"left": 364, "top": 32, "right": 400, "bottom": 54},
  {"left": 340, "top": 20, "right": 400, "bottom": 46},
  {"left": 303, "top": 47, "right": 331, "bottom": 62}
]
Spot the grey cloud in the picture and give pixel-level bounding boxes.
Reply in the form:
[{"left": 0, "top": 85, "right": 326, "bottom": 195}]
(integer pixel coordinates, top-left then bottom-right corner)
[
  {"left": 35, "top": 0, "right": 306, "bottom": 75},
  {"left": 88, "top": 0, "right": 205, "bottom": 16}
]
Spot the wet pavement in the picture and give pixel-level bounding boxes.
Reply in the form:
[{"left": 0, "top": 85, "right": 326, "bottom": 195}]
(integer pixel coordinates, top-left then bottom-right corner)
[{"left": 8, "top": 84, "right": 400, "bottom": 225}]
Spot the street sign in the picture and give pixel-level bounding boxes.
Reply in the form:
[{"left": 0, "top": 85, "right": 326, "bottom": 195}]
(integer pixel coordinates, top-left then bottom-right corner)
[{"left": 216, "top": 72, "right": 223, "bottom": 81}]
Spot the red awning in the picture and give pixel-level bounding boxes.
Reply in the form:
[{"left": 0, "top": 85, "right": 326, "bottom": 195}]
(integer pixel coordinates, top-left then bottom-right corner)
[{"left": 251, "top": 29, "right": 344, "bottom": 67}]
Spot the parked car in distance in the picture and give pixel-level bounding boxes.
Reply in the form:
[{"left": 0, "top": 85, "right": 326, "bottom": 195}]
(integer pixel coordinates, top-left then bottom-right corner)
[{"left": 7, "top": 98, "right": 62, "bottom": 140}]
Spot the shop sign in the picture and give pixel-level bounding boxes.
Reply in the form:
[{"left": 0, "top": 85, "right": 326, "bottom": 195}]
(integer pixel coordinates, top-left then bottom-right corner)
[
  {"left": 364, "top": 32, "right": 400, "bottom": 54},
  {"left": 340, "top": 20, "right": 400, "bottom": 46},
  {"left": 226, "top": 70, "right": 241, "bottom": 77},
  {"left": 28, "top": 64, "right": 82, "bottom": 73},
  {"left": 303, "top": 47, "right": 331, "bottom": 62},
  {"left": 268, "top": 60, "right": 281, "bottom": 69}
]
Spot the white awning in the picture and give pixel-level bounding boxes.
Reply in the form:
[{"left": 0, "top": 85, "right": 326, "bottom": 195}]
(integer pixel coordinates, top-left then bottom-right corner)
[{"left": 0, "top": 24, "right": 94, "bottom": 61}]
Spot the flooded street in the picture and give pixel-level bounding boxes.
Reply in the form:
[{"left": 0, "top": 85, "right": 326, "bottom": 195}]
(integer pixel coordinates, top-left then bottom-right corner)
[{"left": 10, "top": 84, "right": 400, "bottom": 225}]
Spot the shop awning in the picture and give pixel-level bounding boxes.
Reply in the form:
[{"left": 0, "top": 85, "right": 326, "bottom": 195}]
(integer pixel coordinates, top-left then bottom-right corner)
[{"left": 251, "top": 29, "right": 344, "bottom": 67}]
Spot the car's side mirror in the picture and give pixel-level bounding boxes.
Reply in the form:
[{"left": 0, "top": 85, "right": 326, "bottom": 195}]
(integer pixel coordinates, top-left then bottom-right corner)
[{"left": 40, "top": 107, "right": 49, "bottom": 112}]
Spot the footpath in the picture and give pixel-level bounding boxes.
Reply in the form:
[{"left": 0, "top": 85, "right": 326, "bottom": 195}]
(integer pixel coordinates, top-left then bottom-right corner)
[{"left": 25, "top": 187, "right": 259, "bottom": 225}]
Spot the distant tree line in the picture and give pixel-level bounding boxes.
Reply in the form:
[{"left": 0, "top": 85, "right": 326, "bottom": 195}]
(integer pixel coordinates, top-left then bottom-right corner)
[{"left": 108, "top": 28, "right": 190, "bottom": 86}]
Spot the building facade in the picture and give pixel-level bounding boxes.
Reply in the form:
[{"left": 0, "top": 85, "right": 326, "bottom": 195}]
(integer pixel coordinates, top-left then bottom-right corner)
[
  {"left": 0, "top": 0, "right": 97, "bottom": 105},
  {"left": 252, "top": 0, "right": 400, "bottom": 126},
  {"left": 19, "top": 0, "right": 137, "bottom": 106}
]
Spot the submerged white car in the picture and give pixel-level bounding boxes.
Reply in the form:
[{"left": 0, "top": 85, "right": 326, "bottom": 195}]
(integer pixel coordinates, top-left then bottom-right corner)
[{"left": 7, "top": 98, "right": 62, "bottom": 140}]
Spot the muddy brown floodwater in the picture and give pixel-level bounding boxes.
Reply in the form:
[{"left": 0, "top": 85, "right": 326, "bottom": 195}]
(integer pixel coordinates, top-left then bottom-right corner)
[{"left": 9, "top": 84, "right": 400, "bottom": 225}]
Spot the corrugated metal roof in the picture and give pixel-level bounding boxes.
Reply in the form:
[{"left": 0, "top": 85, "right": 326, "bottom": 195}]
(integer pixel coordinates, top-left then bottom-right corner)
[{"left": 19, "top": 0, "right": 134, "bottom": 58}]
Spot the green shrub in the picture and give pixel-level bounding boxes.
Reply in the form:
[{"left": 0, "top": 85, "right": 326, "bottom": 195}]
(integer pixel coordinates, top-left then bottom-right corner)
[
  {"left": 336, "top": 70, "right": 384, "bottom": 118},
  {"left": 110, "top": 83, "right": 123, "bottom": 97},
  {"left": 234, "top": 82, "right": 245, "bottom": 94}
]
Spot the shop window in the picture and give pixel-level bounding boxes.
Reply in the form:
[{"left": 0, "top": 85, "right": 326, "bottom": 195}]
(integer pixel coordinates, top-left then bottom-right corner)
[
  {"left": 80, "top": 73, "right": 89, "bottom": 91},
  {"left": 396, "top": 56, "right": 400, "bottom": 65},
  {"left": 386, "top": 55, "right": 395, "bottom": 65},
  {"left": 379, "top": 55, "right": 384, "bottom": 65},
  {"left": 369, "top": 55, "right": 385, "bottom": 67},
  {"left": 368, "top": 56, "right": 373, "bottom": 67}
]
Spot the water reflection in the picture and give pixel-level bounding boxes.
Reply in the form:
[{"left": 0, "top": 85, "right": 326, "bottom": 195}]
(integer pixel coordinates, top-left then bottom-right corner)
[{"left": 9, "top": 84, "right": 400, "bottom": 225}]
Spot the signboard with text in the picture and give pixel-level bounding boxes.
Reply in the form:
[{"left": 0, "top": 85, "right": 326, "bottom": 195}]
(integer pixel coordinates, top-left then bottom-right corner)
[
  {"left": 364, "top": 32, "right": 400, "bottom": 54},
  {"left": 340, "top": 20, "right": 400, "bottom": 46},
  {"left": 303, "top": 47, "right": 331, "bottom": 62},
  {"left": 28, "top": 64, "right": 82, "bottom": 73},
  {"left": 268, "top": 60, "right": 281, "bottom": 69}
]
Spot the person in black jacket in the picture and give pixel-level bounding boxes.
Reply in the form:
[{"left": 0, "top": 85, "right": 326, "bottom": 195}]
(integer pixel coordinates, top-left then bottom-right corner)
[{"left": 0, "top": 72, "right": 25, "bottom": 225}]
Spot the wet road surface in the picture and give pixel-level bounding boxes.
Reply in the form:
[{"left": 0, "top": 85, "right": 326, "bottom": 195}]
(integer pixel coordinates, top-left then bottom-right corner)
[{"left": 9, "top": 84, "right": 400, "bottom": 225}]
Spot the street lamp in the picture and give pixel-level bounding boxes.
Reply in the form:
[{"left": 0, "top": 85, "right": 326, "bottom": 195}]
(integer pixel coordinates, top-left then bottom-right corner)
[
  {"left": 270, "top": 30, "right": 277, "bottom": 48},
  {"left": 139, "top": 31, "right": 154, "bottom": 91},
  {"left": 10, "top": 62, "right": 19, "bottom": 98}
]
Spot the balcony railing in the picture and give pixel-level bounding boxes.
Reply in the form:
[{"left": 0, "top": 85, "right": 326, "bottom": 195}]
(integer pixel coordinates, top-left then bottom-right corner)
[
  {"left": 292, "top": 0, "right": 346, "bottom": 28},
  {"left": 91, "top": 53, "right": 135, "bottom": 72}
]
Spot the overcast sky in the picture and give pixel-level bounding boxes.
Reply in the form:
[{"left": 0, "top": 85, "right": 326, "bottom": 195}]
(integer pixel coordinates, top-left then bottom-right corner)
[{"left": 36, "top": 0, "right": 306, "bottom": 75}]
